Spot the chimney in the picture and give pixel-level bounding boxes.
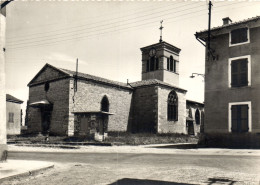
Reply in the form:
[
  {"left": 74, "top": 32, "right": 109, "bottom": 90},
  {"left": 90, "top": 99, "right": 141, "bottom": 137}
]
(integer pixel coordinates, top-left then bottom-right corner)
[{"left": 222, "top": 17, "right": 232, "bottom": 25}]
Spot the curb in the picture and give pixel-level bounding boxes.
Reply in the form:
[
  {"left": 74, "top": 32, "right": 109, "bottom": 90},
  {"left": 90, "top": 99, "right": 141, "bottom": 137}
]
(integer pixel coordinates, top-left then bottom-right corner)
[{"left": 0, "top": 164, "right": 54, "bottom": 183}]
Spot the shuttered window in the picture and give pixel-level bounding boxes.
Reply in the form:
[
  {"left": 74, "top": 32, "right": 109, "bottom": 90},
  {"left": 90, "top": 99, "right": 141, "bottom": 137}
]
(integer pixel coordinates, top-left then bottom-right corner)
[
  {"left": 231, "top": 58, "right": 248, "bottom": 87},
  {"left": 231, "top": 28, "right": 248, "bottom": 45},
  {"left": 9, "top": 112, "right": 14, "bottom": 123},
  {"left": 231, "top": 105, "right": 249, "bottom": 133}
]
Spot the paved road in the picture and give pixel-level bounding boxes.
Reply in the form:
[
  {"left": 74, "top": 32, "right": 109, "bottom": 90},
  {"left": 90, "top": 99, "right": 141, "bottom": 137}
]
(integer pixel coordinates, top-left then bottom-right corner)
[{"left": 6, "top": 151, "right": 260, "bottom": 185}]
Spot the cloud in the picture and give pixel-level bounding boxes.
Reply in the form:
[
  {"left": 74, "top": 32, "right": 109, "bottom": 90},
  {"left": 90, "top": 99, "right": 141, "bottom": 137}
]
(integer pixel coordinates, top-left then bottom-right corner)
[{"left": 45, "top": 52, "right": 88, "bottom": 66}]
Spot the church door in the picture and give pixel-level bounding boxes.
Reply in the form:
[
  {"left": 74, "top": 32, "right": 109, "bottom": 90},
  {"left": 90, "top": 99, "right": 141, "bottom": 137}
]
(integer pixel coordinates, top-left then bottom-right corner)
[
  {"left": 41, "top": 110, "right": 51, "bottom": 134},
  {"left": 187, "top": 121, "right": 194, "bottom": 135}
]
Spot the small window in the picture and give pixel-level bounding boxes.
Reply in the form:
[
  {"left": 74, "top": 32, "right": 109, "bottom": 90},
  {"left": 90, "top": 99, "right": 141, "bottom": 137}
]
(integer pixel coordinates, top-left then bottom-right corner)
[
  {"left": 231, "top": 104, "right": 249, "bottom": 133},
  {"left": 174, "top": 60, "right": 176, "bottom": 73},
  {"left": 150, "top": 56, "right": 155, "bottom": 71},
  {"left": 155, "top": 58, "right": 159, "bottom": 70},
  {"left": 230, "top": 27, "right": 249, "bottom": 46},
  {"left": 146, "top": 60, "right": 150, "bottom": 72},
  {"left": 195, "top": 109, "right": 200, "bottom": 125},
  {"left": 44, "top": 82, "right": 50, "bottom": 92},
  {"left": 167, "top": 91, "right": 178, "bottom": 121},
  {"left": 9, "top": 112, "right": 14, "bottom": 123},
  {"left": 170, "top": 56, "right": 174, "bottom": 71},
  {"left": 147, "top": 57, "right": 159, "bottom": 72},
  {"left": 231, "top": 58, "right": 248, "bottom": 87},
  {"left": 167, "top": 58, "right": 170, "bottom": 70}
]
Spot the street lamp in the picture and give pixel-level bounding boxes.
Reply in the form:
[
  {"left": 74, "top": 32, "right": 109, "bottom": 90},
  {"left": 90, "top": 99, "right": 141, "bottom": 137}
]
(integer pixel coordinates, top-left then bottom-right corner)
[{"left": 190, "top": 73, "right": 205, "bottom": 78}]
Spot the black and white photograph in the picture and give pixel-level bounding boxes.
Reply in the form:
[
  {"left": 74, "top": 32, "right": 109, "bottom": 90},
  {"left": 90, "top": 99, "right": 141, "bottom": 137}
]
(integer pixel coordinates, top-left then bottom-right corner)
[{"left": 0, "top": 0, "right": 260, "bottom": 184}]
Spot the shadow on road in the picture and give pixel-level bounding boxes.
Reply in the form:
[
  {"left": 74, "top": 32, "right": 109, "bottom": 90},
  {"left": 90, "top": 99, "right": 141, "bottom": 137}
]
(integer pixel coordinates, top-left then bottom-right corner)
[
  {"left": 206, "top": 177, "right": 237, "bottom": 185},
  {"left": 108, "top": 178, "right": 198, "bottom": 185},
  {"left": 147, "top": 144, "right": 198, "bottom": 149}
]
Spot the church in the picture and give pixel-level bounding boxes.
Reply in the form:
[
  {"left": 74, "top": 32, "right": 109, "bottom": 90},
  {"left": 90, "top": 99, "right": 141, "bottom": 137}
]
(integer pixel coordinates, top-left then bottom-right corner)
[{"left": 26, "top": 38, "right": 204, "bottom": 139}]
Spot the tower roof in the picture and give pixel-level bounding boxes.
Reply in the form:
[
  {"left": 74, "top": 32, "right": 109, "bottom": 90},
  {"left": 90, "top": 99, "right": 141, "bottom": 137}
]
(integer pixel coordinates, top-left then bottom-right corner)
[{"left": 140, "top": 41, "right": 181, "bottom": 54}]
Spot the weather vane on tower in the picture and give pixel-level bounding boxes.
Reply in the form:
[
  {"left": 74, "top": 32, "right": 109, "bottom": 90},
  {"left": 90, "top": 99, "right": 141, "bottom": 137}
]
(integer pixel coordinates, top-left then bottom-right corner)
[{"left": 159, "top": 20, "right": 164, "bottom": 43}]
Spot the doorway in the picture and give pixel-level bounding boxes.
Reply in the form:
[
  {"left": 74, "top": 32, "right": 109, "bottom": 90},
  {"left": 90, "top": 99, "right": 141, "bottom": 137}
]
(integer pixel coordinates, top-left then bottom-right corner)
[
  {"left": 187, "top": 121, "right": 194, "bottom": 135},
  {"left": 41, "top": 110, "right": 51, "bottom": 134}
]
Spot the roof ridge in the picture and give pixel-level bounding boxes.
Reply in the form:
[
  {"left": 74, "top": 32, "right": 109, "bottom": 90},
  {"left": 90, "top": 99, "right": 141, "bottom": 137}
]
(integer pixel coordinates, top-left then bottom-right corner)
[{"left": 197, "top": 15, "right": 260, "bottom": 34}]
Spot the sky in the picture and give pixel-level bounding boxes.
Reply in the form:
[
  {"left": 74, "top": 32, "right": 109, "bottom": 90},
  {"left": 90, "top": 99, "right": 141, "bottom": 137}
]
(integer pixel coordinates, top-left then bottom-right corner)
[{"left": 4, "top": 0, "right": 260, "bottom": 123}]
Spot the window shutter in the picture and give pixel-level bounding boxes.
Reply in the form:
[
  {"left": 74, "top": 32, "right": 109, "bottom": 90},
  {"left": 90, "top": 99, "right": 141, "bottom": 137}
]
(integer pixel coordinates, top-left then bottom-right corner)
[
  {"left": 231, "top": 105, "right": 238, "bottom": 132},
  {"left": 167, "top": 58, "right": 169, "bottom": 70},
  {"left": 240, "top": 105, "right": 249, "bottom": 132},
  {"left": 240, "top": 59, "right": 248, "bottom": 86},
  {"left": 231, "top": 61, "right": 238, "bottom": 86}
]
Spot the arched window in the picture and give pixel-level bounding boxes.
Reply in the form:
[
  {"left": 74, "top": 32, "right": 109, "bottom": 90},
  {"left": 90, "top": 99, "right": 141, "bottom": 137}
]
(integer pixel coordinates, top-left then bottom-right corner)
[
  {"left": 188, "top": 108, "right": 192, "bottom": 118},
  {"left": 101, "top": 96, "right": 109, "bottom": 112},
  {"left": 170, "top": 56, "right": 174, "bottom": 71},
  {"left": 44, "top": 82, "right": 50, "bottom": 92},
  {"left": 150, "top": 56, "right": 155, "bottom": 71},
  {"left": 195, "top": 109, "right": 200, "bottom": 125},
  {"left": 168, "top": 91, "right": 178, "bottom": 121},
  {"left": 155, "top": 58, "right": 159, "bottom": 70}
]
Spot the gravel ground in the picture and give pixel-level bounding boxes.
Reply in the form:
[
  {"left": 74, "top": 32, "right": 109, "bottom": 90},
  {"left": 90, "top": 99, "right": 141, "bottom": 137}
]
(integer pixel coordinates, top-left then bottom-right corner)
[
  {"left": 2, "top": 161, "right": 259, "bottom": 185},
  {"left": 7, "top": 144, "right": 260, "bottom": 156},
  {"left": 2, "top": 144, "right": 260, "bottom": 185}
]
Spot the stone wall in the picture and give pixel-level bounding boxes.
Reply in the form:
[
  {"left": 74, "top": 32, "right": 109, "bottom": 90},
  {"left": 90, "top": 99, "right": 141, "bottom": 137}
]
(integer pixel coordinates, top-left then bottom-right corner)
[
  {"left": 68, "top": 79, "right": 133, "bottom": 135},
  {"left": 27, "top": 79, "right": 70, "bottom": 135},
  {"left": 131, "top": 86, "right": 158, "bottom": 133},
  {"left": 6, "top": 101, "right": 21, "bottom": 135},
  {"left": 158, "top": 87, "right": 186, "bottom": 134},
  {"left": 186, "top": 102, "right": 204, "bottom": 135}
]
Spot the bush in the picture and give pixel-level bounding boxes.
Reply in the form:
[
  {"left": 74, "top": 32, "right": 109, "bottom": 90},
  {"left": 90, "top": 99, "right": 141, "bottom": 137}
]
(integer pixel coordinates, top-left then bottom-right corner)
[{"left": 106, "top": 132, "right": 198, "bottom": 145}]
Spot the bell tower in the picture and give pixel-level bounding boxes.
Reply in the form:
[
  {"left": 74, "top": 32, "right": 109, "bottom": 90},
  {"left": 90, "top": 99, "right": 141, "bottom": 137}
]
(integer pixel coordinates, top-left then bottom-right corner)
[
  {"left": 140, "top": 42, "right": 181, "bottom": 87},
  {"left": 140, "top": 21, "right": 181, "bottom": 87}
]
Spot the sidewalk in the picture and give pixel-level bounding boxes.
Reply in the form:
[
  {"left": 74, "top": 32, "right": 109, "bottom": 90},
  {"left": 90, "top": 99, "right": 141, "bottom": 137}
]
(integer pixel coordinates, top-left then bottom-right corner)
[
  {"left": 0, "top": 160, "right": 54, "bottom": 182},
  {"left": 7, "top": 143, "right": 260, "bottom": 156}
]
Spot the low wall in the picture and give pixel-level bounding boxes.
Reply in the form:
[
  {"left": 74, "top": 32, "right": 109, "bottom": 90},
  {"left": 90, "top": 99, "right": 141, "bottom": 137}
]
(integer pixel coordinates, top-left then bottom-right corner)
[{"left": 198, "top": 133, "right": 260, "bottom": 148}]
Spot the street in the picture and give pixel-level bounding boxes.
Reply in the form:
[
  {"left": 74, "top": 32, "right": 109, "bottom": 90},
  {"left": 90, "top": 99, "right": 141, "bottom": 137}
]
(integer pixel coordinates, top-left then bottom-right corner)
[{"left": 3, "top": 149, "right": 260, "bottom": 185}]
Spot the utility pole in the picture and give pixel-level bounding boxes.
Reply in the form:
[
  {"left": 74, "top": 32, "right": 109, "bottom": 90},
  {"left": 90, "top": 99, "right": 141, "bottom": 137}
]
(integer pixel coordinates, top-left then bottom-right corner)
[{"left": 208, "top": 0, "right": 213, "bottom": 60}]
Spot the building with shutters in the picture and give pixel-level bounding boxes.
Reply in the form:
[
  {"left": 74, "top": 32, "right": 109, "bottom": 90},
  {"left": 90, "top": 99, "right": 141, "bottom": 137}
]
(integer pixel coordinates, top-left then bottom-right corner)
[
  {"left": 6, "top": 94, "right": 23, "bottom": 135},
  {"left": 196, "top": 16, "right": 260, "bottom": 147},
  {"left": 26, "top": 40, "right": 204, "bottom": 139}
]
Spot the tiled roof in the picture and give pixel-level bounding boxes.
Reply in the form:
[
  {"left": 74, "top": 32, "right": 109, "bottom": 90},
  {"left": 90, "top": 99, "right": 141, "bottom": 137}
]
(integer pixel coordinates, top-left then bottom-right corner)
[
  {"left": 186, "top": 99, "right": 204, "bottom": 106},
  {"left": 6, "top": 94, "right": 23, "bottom": 104},
  {"left": 60, "top": 68, "right": 132, "bottom": 89},
  {"left": 197, "top": 16, "right": 260, "bottom": 35},
  {"left": 130, "top": 79, "right": 187, "bottom": 92}
]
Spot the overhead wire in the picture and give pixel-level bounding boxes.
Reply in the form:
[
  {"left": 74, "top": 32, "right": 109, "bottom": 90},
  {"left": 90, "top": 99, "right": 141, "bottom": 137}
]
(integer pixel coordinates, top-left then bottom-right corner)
[
  {"left": 7, "top": 2, "right": 208, "bottom": 47},
  {"left": 7, "top": 1, "right": 252, "bottom": 50},
  {"left": 7, "top": 1, "right": 185, "bottom": 42}
]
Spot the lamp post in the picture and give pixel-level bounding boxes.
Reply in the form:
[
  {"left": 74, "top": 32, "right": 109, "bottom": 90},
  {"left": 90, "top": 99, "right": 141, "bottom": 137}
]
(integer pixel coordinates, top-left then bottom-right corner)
[{"left": 190, "top": 73, "right": 205, "bottom": 79}]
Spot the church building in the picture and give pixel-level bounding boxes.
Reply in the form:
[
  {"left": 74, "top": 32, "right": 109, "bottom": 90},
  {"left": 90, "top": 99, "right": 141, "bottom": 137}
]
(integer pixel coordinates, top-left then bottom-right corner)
[{"left": 26, "top": 38, "right": 203, "bottom": 139}]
